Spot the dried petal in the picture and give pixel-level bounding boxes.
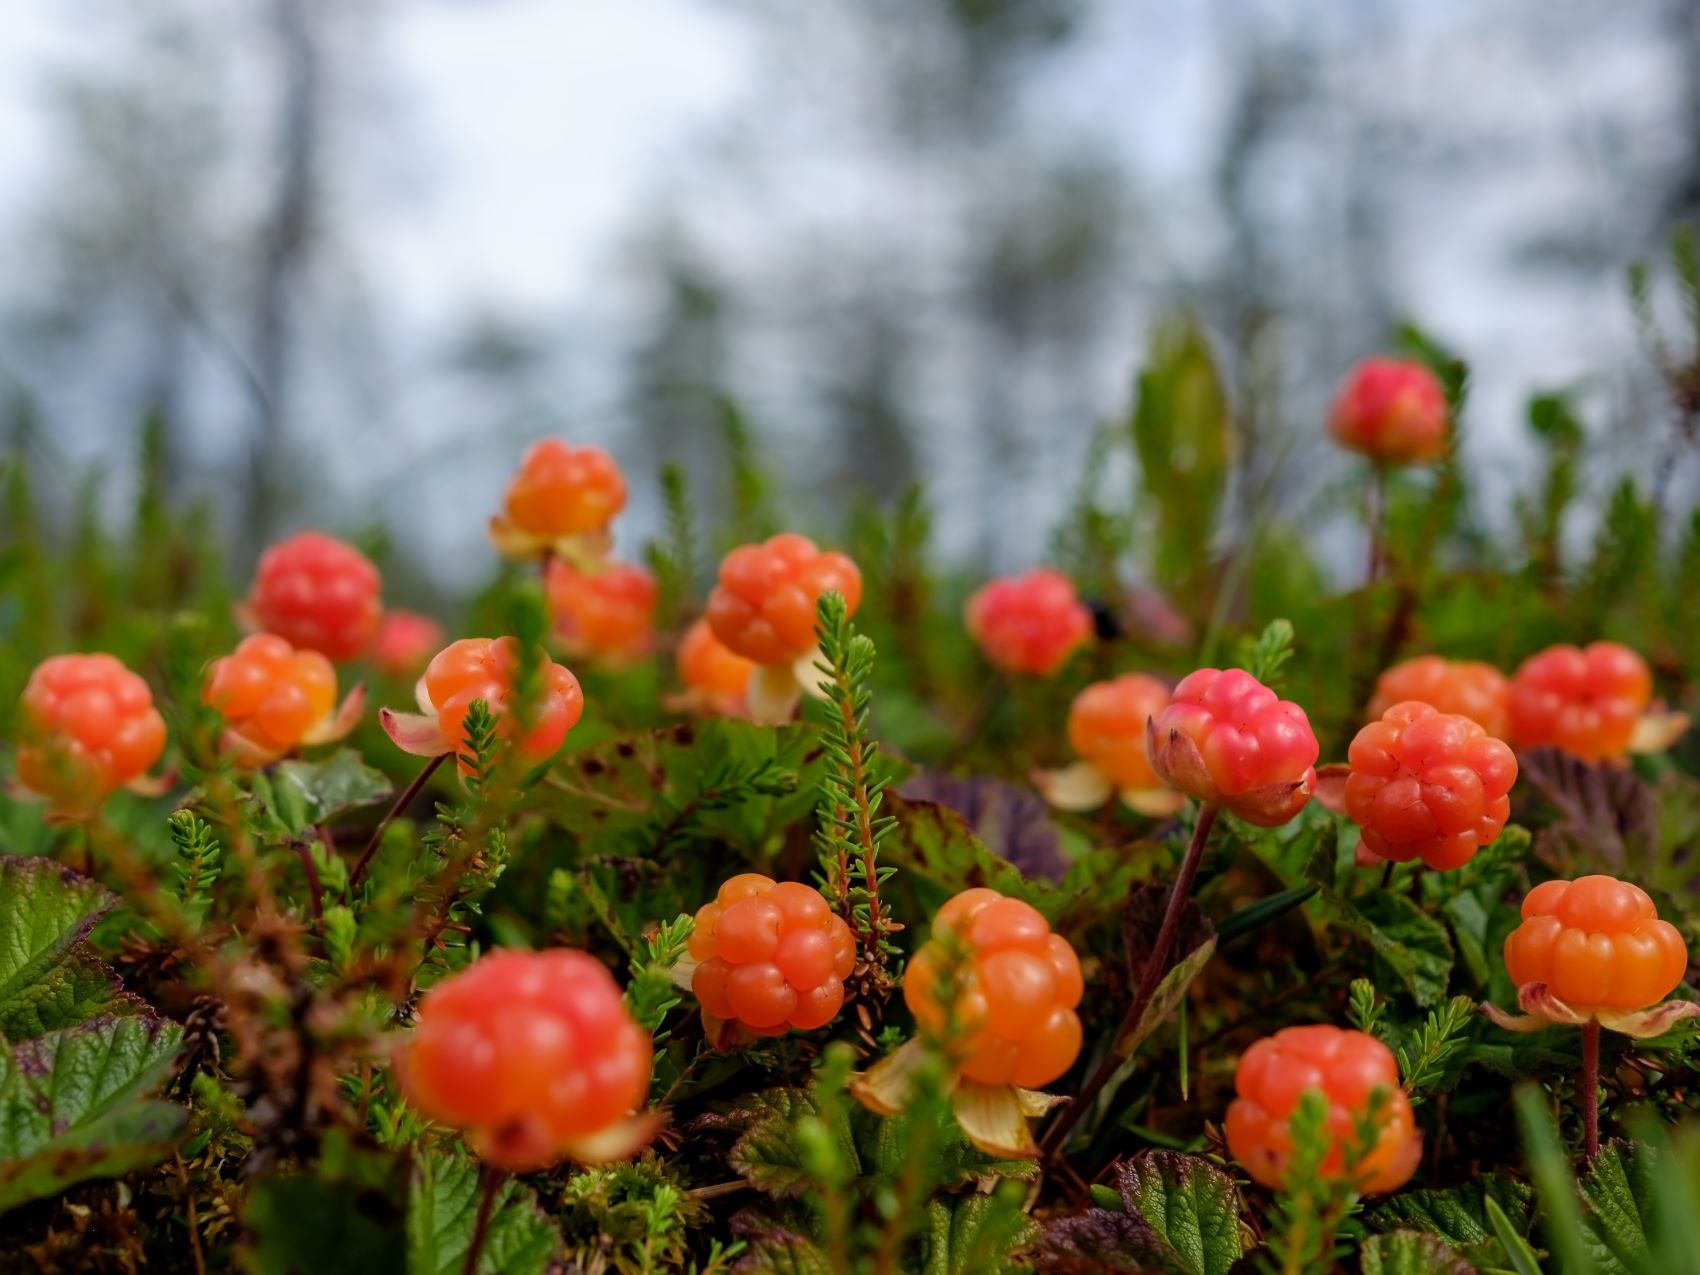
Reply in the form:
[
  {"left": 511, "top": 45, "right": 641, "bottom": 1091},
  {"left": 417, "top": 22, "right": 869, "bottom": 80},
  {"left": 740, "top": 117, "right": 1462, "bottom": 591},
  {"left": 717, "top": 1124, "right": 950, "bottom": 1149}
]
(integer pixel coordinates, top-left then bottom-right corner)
[{"left": 381, "top": 707, "right": 448, "bottom": 757}]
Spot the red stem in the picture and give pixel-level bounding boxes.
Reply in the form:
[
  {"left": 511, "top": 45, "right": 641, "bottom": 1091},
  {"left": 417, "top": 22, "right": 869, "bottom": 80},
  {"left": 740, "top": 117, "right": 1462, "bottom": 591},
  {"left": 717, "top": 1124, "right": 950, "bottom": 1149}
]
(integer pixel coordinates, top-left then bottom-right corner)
[
  {"left": 463, "top": 1162, "right": 503, "bottom": 1275},
  {"left": 1581, "top": 1019, "right": 1600, "bottom": 1160},
  {"left": 350, "top": 752, "right": 448, "bottom": 890},
  {"left": 1039, "top": 804, "right": 1219, "bottom": 1160}
]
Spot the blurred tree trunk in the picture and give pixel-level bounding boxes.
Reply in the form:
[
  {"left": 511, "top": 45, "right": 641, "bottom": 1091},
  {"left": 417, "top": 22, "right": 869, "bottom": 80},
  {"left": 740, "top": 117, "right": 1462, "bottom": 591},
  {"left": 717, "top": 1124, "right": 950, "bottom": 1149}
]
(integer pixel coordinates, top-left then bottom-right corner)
[{"left": 248, "top": 0, "right": 323, "bottom": 557}]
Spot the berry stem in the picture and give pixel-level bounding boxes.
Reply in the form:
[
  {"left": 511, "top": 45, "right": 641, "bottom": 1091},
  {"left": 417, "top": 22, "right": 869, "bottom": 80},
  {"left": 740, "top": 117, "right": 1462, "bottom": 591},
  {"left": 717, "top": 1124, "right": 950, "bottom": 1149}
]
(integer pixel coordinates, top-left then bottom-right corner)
[
  {"left": 1365, "top": 462, "right": 1388, "bottom": 590},
  {"left": 464, "top": 1162, "right": 503, "bottom": 1275},
  {"left": 296, "top": 834, "right": 324, "bottom": 925},
  {"left": 1581, "top": 1018, "right": 1600, "bottom": 1160},
  {"left": 350, "top": 752, "right": 448, "bottom": 890},
  {"left": 1040, "top": 802, "right": 1219, "bottom": 1161}
]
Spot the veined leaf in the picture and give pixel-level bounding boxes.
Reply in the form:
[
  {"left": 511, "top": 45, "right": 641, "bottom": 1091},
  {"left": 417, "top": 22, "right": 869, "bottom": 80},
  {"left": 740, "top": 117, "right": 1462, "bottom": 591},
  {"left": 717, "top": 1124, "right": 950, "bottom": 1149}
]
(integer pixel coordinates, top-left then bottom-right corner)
[
  {"left": 275, "top": 748, "right": 395, "bottom": 827},
  {"left": 1359, "top": 1231, "right": 1473, "bottom": 1275},
  {"left": 406, "top": 1145, "right": 560, "bottom": 1275},
  {"left": 0, "top": 1014, "right": 185, "bottom": 1212},
  {"left": 922, "top": 1189, "right": 1037, "bottom": 1275},
  {"left": 0, "top": 856, "right": 143, "bottom": 1041}
]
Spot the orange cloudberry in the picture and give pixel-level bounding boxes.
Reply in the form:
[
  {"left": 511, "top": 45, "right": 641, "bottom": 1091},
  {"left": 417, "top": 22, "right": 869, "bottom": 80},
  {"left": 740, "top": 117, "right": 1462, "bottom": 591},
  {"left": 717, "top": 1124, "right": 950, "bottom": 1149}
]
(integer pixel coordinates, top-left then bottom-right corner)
[
  {"left": 244, "top": 531, "right": 382, "bottom": 663},
  {"left": 1327, "top": 358, "right": 1448, "bottom": 465},
  {"left": 489, "top": 440, "right": 627, "bottom": 562},
  {"left": 963, "top": 570, "right": 1092, "bottom": 678},
  {"left": 1367, "top": 655, "right": 1510, "bottom": 739},
  {"left": 203, "top": 634, "right": 361, "bottom": 766},
  {"left": 16, "top": 654, "right": 167, "bottom": 816},
  {"left": 545, "top": 559, "right": 656, "bottom": 664},
  {"left": 1508, "top": 641, "right": 1652, "bottom": 763}
]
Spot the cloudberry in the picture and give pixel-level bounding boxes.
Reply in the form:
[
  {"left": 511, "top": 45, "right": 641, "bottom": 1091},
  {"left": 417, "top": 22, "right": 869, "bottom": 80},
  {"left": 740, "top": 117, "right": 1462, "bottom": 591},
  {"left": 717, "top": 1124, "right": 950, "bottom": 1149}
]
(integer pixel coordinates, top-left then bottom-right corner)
[
  {"left": 902, "top": 888, "right": 1084, "bottom": 1089},
  {"left": 1508, "top": 641, "right": 1651, "bottom": 763},
  {"left": 490, "top": 440, "right": 627, "bottom": 561},
  {"left": 204, "top": 634, "right": 361, "bottom": 765},
  {"left": 382, "top": 637, "right": 584, "bottom": 773},
  {"left": 371, "top": 610, "right": 445, "bottom": 680},
  {"left": 397, "top": 948, "right": 654, "bottom": 1169},
  {"left": 1225, "top": 1024, "right": 1420, "bottom": 1194},
  {"left": 1148, "top": 668, "right": 1318, "bottom": 826},
  {"left": 688, "top": 874, "right": 856, "bottom": 1042},
  {"left": 1327, "top": 358, "right": 1449, "bottom": 465},
  {"left": 1038, "top": 674, "right": 1184, "bottom": 814},
  {"left": 1344, "top": 701, "right": 1517, "bottom": 870},
  {"left": 1503, "top": 876, "right": 1687, "bottom": 1014},
  {"left": 546, "top": 559, "right": 656, "bottom": 664},
  {"left": 1367, "top": 655, "right": 1510, "bottom": 739},
  {"left": 672, "top": 618, "right": 754, "bottom": 717},
  {"left": 963, "top": 570, "right": 1092, "bottom": 677},
  {"left": 16, "top": 654, "right": 167, "bottom": 815},
  {"left": 245, "top": 532, "right": 382, "bottom": 662},
  {"left": 706, "top": 533, "right": 862, "bottom": 667}
]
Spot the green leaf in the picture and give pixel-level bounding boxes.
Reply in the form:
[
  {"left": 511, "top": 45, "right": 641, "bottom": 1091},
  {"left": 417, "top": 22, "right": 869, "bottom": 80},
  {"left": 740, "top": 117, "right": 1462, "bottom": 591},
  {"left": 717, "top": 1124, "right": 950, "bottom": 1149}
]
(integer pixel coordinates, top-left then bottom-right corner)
[
  {"left": 1118, "top": 891, "right": 1217, "bottom": 1060},
  {"left": 735, "top": 1231, "right": 836, "bottom": 1275},
  {"left": 0, "top": 856, "right": 142, "bottom": 1041},
  {"left": 406, "top": 1145, "right": 561, "bottom": 1275},
  {"left": 0, "top": 1014, "right": 185, "bottom": 1212},
  {"left": 1368, "top": 1174, "right": 1540, "bottom": 1273},
  {"left": 1576, "top": 1141, "right": 1653, "bottom": 1273},
  {"left": 922, "top": 1189, "right": 1038, "bottom": 1275},
  {"left": 1130, "top": 317, "right": 1229, "bottom": 599},
  {"left": 244, "top": 1137, "right": 408, "bottom": 1275},
  {"left": 275, "top": 749, "right": 395, "bottom": 827},
  {"left": 882, "top": 795, "right": 1045, "bottom": 917},
  {"left": 1359, "top": 1231, "right": 1473, "bottom": 1275},
  {"left": 1352, "top": 891, "right": 1455, "bottom": 1007},
  {"left": 721, "top": 1088, "right": 859, "bottom": 1198},
  {"left": 1112, "top": 1152, "right": 1248, "bottom": 1275}
]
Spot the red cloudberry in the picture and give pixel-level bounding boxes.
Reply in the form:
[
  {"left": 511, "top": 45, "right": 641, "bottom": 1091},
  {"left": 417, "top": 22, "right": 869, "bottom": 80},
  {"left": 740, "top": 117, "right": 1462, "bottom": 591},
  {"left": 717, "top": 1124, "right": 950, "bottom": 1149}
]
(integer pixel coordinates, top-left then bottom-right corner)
[
  {"left": 371, "top": 610, "right": 445, "bottom": 680},
  {"left": 688, "top": 874, "right": 856, "bottom": 1043},
  {"left": 1367, "top": 655, "right": 1510, "bottom": 739},
  {"left": 1508, "top": 641, "right": 1651, "bottom": 763},
  {"left": 204, "top": 634, "right": 361, "bottom": 765},
  {"left": 16, "top": 654, "right": 167, "bottom": 815},
  {"left": 489, "top": 440, "right": 627, "bottom": 561},
  {"left": 1225, "top": 1024, "right": 1421, "bottom": 1194},
  {"left": 245, "top": 532, "right": 382, "bottom": 662},
  {"left": 546, "top": 559, "right": 656, "bottom": 664},
  {"left": 1147, "top": 668, "right": 1318, "bottom": 826},
  {"left": 706, "top": 533, "right": 862, "bottom": 667},
  {"left": 963, "top": 570, "right": 1092, "bottom": 677},
  {"left": 1327, "top": 358, "right": 1448, "bottom": 465},
  {"left": 902, "top": 888, "right": 1084, "bottom": 1090},
  {"left": 381, "top": 637, "right": 584, "bottom": 774},
  {"left": 397, "top": 948, "right": 654, "bottom": 1169},
  {"left": 671, "top": 618, "right": 754, "bottom": 717},
  {"left": 1344, "top": 701, "right": 1517, "bottom": 870},
  {"left": 1503, "top": 876, "right": 1687, "bottom": 1014}
]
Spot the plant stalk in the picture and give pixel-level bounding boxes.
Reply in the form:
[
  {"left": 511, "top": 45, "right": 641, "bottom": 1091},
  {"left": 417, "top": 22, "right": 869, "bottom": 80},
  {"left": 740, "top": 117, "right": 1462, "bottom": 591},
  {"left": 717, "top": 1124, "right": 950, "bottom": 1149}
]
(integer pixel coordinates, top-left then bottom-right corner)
[
  {"left": 350, "top": 751, "right": 447, "bottom": 890},
  {"left": 1581, "top": 1019, "right": 1600, "bottom": 1160},
  {"left": 464, "top": 1162, "right": 503, "bottom": 1275},
  {"left": 1040, "top": 803, "right": 1219, "bottom": 1160}
]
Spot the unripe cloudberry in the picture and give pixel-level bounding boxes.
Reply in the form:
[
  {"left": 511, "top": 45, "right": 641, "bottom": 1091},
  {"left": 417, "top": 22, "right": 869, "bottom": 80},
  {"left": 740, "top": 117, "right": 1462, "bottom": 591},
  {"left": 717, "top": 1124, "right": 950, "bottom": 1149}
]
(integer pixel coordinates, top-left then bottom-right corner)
[
  {"left": 1367, "top": 655, "right": 1510, "bottom": 739},
  {"left": 903, "top": 888, "right": 1084, "bottom": 1089},
  {"left": 16, "top": 654, "right": 167, "bottom": 815},
  {"left": 688, "top": 874, "right": 856, "bottom": 1041},
  {"left": 203, "top": 634, "right": 360, "bottom": 765},
  {"left": 382, "top": 637, "right": 583, "bottom": 773},
  {"left": 706, "top": 533, "right": 862, "bottom": 667},
  {"left": 1147, "top": 668, "right": 1318, "bottom": 826},
  {"left": 1508, "top": 641, "right": 1650, "bottom": 763},
  {"left": 490, "top": 440, "right": 627, "bottom": 561},
  {"left": 1345, "top": 701, "right": 1517, "bottom": 870},
  {"left": 371, "top": 610, "right": 445, "bottom": 680},
  {"left": 1327, "top": 358, "right": 1448, "bottom": 465},
  {"left": 245, "top": 532, "right": 382, "bottom": 662},
  {"left": 397, "top": 948, "right": 653, "bottom": 1169},
  {"left": 673, "top": 618, "right": 754, "bottom": 717},
  {"left": 546, "top": 559, "right": 656, "bottom": 664},
  {"left": 963, "top": 570, "right": 1092, "bottom": 677},
  {"left": 1225, "top": 1024, "right": 1420, "bottom": 1194}
]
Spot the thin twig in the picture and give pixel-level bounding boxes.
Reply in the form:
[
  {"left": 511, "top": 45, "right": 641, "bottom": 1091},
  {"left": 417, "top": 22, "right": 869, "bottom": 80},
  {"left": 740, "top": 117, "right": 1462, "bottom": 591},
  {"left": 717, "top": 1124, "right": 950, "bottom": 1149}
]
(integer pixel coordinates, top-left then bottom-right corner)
[
  {"left": 464, "top": 1162, "right": 504, "bottom": 1275},
  {"left": 1581, "top": 1019, "right": 1601, "bottom": 1160},
  {"left": 1039, "top": 804, "right": 1220, "bottom": 1160},
  {"left": 350, "top": 752, "right": 447, "bottom": 890}
]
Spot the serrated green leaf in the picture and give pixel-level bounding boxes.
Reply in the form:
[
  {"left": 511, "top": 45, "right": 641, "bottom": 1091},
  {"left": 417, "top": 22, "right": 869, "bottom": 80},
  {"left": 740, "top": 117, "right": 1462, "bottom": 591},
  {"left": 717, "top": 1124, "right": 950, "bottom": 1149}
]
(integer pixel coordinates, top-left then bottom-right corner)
[
  {"left": 0, "top": 856, "right": 142, "bottom": 1041},
  {"left": 1359, "top": 1230, "right": 1473, "bottom": 1275},
  {"left": 1368, "top": 1173, "right": 1537, "bottom": 1251},
  {"left": 1353, "top": 891, "right": 1455, "bottom": 1007},
  {"left": 1113, "top": 1152, "right": 1248, "bottom": 1275},
  {"left": 735, "top": 1232, "right": 835, "bottom": 1275},
  {"left": 1576, "top": 1141, "right": 1653, "bottom": 1273},
  {"left": 726, "top": 1088, "right": 859, "bottom": 1198},
  {"left": 244, "top": 1138, "right": 408, "bottom": 1275},
  {"left": 406, "top": 1145, "right": 560, "bottom": 1275},
  {"left": 0, "top": 1014, "right": 185, "bottom": 1212},
  {"left": 922, "top": 1190, "right": 1038, "bottom": 1275},
  {"left": 275, "top": 748, "right": 395, "bottom": 828}
]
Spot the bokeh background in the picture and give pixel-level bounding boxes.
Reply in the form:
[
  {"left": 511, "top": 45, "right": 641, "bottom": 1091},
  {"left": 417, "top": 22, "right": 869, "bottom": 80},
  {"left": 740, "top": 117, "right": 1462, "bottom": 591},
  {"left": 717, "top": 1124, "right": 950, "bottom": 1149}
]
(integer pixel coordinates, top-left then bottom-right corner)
[{"left": 0, "top": 0, "right": 1696, "bottom": 595}]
